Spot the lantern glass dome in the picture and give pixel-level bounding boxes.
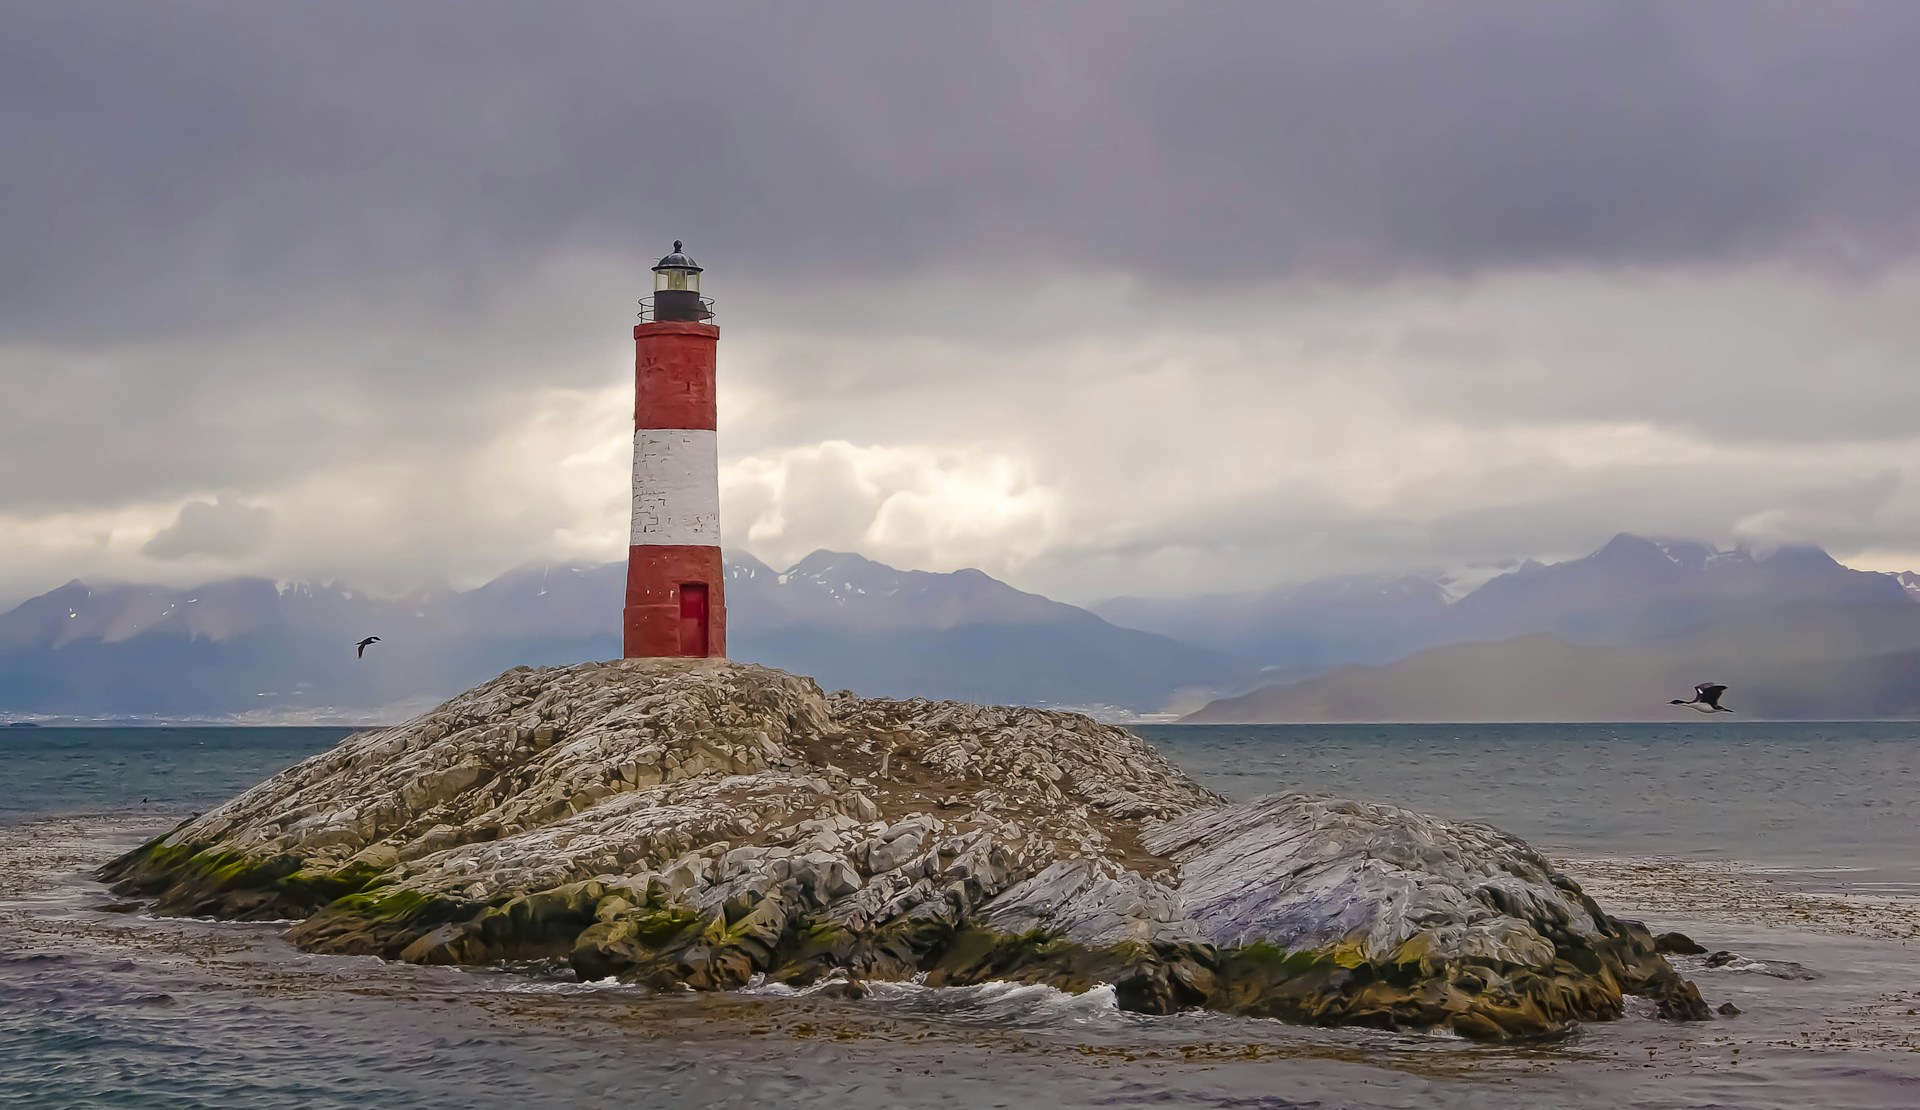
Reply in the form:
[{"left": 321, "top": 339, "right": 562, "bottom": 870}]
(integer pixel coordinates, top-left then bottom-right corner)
[{"left": 653, "top": 241, "right": 702, "bottom": 294}]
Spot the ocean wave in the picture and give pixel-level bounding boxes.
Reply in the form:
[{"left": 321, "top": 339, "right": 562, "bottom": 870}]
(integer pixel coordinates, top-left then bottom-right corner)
[
  {"left": 859, "top": 977, "right": 1124, "bottom": 1028},
  {"left": 737, "top": 971, "right": 1128, "bottom": 1028}
]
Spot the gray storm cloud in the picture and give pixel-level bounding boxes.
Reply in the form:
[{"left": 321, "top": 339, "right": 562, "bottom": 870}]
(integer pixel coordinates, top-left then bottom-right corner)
[
  {"left": 141, "top": 496, "right": 275, "bottom": 561},
  {"left": 7, "top": 0, "right": 1920, "bottom": 335},
  {"left": 3, "top": 2, "right": 1920, "bottom": 604}
]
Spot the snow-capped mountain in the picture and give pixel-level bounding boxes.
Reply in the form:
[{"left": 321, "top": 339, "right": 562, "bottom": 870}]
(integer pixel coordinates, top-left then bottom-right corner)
[
  {"left": 1444, "top": 533, "right": 1911, "bottom": 645},
  {"left": 0, "top": 552, "right": 1232, "bottom": 719},
  {"left": 1181, "top": 535, "right": 1920, "bottom": 723},
  {"left": 1897, "top": 571, "right": 1920, "bottom": 602},
  {"left": 3, "top": 534, "right": 1913, "bottom": 723},
  {"left": 1100, "top": 533, "right": 1919, "bottom": 673},
  {"left": 739, "top": 550, "right": 1086, "bottom": 630}
]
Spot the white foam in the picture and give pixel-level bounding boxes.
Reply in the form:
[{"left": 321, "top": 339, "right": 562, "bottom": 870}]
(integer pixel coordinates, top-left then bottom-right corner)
[
  {"left": 467, "top": 972, "right": 640, "bottom": 996},
  {"left": 858, "top": 978, "right": 1122, "bottom": 1028}
]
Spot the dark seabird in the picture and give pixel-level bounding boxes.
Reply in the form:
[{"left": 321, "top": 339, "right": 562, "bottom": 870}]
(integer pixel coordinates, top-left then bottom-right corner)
[
  {"left": 1671, "top": 683, "right": 1733, "bottom": 713},
  {"left": 355, "top": 636, "right": 381, "bottom": 658}
]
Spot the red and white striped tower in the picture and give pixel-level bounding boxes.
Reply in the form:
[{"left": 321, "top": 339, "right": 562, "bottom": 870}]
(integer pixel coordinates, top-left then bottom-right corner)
[{"left": 623, "top": 241, "right": 726, "bottom": 658}]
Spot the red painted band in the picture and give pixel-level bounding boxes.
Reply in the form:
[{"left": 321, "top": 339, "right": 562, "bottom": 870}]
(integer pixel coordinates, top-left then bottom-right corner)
[
  {"left": 623, "top": 544, "right": 727, "bottom": 658},
  {"left": 634, "top": 322, "right": 718, "bottom": 431}
]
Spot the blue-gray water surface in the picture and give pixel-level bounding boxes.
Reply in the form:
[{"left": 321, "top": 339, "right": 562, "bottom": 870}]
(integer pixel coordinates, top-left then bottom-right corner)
[{"left": 4, "top": 722, "right": 1918, "bottom": 1108}]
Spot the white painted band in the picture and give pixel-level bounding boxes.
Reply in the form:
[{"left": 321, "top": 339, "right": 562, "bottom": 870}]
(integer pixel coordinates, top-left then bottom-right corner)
[{"left": 630, "top": 428, "right": 721, "bottom": 546}]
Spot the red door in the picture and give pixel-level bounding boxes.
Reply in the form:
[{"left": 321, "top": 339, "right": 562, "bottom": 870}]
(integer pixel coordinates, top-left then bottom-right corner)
[{"left": 678, "top": 584, "right": 709, "bottom": 656}]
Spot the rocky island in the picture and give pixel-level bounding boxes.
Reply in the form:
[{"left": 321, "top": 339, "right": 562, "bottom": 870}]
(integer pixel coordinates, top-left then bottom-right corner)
[{"left": 102, "top": 659, "right": 1708, "bottom": 1039}]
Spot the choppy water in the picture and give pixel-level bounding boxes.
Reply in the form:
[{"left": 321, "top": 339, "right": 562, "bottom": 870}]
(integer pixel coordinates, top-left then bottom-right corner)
[{"left": 4, "top": 722, "right": 1919, "bottom": 1109}]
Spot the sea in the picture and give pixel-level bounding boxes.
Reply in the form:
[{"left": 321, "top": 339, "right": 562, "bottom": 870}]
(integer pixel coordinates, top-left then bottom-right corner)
[{"left": 3, "top": 722, "right": 1918, "bottom": 1109}]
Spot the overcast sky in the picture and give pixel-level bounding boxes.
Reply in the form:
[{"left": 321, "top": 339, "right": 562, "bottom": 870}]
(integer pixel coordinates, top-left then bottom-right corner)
[{"left": 5, "top": 1, "right": 1920, "bottom": 606}]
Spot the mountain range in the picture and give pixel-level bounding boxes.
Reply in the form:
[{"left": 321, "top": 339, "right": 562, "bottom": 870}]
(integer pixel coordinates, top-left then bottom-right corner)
[
  {"left": 0, "top": 551, "right": 1232, "bottom": 721},
  {"left": 1171, "top": 535, "right": 1920, "bottom": 722},
  {"left": 2, "top": 533, "right": 1916, "bottom": 723}
]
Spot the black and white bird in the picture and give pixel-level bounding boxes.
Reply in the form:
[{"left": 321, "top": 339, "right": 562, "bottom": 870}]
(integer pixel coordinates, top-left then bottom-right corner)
[
  {"left": 355, "top": 636, "right": 381, "bottom": 658},
  {"left": 1670, "top": 683, "right": 1732, "bottom": 713}
]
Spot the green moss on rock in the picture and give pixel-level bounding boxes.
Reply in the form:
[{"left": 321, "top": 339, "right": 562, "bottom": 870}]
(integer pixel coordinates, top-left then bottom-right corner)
[
  {"left": 99, "top": 838, "right": 388, "bottom": 922},
  {"left": 288, "top": 887, "right": 479, "bottom": 961}
]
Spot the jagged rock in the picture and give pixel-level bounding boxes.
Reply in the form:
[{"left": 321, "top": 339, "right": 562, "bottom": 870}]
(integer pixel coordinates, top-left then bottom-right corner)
[
  {"left": 100, "top": 658, "right": 1706, "bottom": 1040},
  {"left": 1143, "top": 794, "right": 1710, "bottom": 1031},
  {"left": 1655, "top": 930, "right": 1707, "bottom": 955}
]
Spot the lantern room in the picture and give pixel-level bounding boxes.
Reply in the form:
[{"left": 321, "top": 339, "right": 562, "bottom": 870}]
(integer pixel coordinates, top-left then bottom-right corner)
[{"left": 648, "top": 240, "right": 713, "bottom": 322}]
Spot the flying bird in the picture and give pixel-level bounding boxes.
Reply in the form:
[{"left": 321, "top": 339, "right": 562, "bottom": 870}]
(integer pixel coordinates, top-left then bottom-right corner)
[
  {"left": 355, "top": 636, "right": 381, "bottom": 658},
  {"left": 1671, "top": 683, "right": 1732, "bottom": 713}
]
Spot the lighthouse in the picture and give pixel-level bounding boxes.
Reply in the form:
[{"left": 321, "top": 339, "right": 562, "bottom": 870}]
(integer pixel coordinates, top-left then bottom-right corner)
[{"left": 623, "top": 241, "right": 725, "bottom": 658}]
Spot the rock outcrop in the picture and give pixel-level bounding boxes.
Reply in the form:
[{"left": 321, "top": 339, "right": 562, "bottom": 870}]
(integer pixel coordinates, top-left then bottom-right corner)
[{"left": 102, "top": 659, "right": 1707, "bottom": 1038}]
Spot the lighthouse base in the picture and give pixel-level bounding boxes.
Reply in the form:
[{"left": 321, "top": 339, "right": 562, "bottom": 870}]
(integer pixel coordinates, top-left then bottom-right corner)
[{"left": 623, "top": 545, "right": 727, "bottom": 658}]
